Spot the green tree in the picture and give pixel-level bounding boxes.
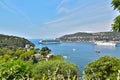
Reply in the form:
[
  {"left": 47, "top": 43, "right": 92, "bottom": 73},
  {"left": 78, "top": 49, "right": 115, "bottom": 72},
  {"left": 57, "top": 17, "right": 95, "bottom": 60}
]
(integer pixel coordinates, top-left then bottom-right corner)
[
  {"left": 34, "top": 48, "right": 40, "bottom": 54},
  {"left": 112, "top": 0, "right": 120, "bottom": 32},
  {"left": 20, "top": 50, "right": 35, "bottom": 61},
  {"left": 111, "top": 0, "right": 120, "bottom": 11},
  {"left": 40, "top": 46, "right": 51, "bottom": 56},
  {"left": 32, "top": 60, "right": 78, "bottom": 79},
  {"left": 14, "top": 48, "right": 25, "bottom": 58},
  {"left": 84, "top": 56, "right": 120, "bottom": 80},
  {"left": 2, "top": 55, "right": 11, "bottom": 62},
  {"left": 112, "top": 15, "right": 120, "bottom": 32},
  {"left": 0, "top": 60, "right": 32, "bottom": 80}
]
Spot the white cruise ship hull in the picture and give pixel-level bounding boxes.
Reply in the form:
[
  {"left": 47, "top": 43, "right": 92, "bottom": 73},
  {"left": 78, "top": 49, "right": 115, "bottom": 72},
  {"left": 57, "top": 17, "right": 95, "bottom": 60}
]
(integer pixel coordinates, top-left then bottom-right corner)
[
  {"left": 39, "top": 39, "right": 60, "bottom": 44},
  {"left": 94, "top": 42, "right": 116, "bottom": 47}
]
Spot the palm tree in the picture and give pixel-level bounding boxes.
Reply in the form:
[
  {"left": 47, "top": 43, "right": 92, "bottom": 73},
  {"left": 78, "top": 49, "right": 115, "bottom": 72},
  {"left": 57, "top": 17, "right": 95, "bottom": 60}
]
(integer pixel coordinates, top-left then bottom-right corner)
[
  {"left": 112, "top": 15, "right": 120, "bottom": 32},
  {"left": 111, "top": 0, "right": 120, "bottom": 11},
  {"left": 111, "top": 0, "right": 120, "bottom": 32}
]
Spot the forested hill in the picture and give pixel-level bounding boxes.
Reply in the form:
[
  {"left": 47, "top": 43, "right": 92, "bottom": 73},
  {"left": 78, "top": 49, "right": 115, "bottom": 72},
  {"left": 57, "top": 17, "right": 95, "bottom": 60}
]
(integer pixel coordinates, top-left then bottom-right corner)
[
  {"left": 58, "top": 32, "right": 120, "bottom": 42},
  {"left": 0, "top": 34, "right": 34, "bottom": 49}
]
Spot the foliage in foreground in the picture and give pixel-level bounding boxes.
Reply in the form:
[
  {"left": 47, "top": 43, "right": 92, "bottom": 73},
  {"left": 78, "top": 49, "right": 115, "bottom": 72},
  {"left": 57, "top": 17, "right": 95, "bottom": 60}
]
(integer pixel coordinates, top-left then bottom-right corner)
[
  {"left": 32, "top": 60, "right": 78, "bottom": 80},
  {"left": 0, "top": 59, "right": 79, "bottom": 80},
  {"left": 84, "top": 56, "right": 120, "bottom": 80},
  {"left": 0, "top": 60, "right": 32, "bottom": 80},
  {"left": 0, "top": 47, "right": 79, "bottom": 80}
]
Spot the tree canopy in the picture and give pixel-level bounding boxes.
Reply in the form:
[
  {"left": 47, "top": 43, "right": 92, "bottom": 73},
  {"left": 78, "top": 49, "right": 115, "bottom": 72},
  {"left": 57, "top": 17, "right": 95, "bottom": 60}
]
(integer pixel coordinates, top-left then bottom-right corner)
[
  {"left": 112, "top": 15, "right": 120, "bottom": 32},
  {"left": 112, "top": 0, "right": 120, "bottom": 11},
  {"left": 0, "top": 47, "right": 79, "bottom": 79},
  {"left": 112, "top": 0, "right": 120, "bottom": 32},
  {"left": 32, "top": 60, "right": 78, "bottom": 79},
  {"left": 84, "top": 56, "right": 120, "bottom": 80}
]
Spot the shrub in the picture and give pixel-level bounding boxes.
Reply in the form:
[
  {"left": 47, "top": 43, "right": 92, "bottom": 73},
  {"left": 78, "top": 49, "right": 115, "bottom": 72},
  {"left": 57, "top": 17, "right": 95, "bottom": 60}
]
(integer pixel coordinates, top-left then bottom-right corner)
[
  {"left": 0, "top": 60, "right": 32, "bottom": 80},
  {"left": 32, "top": 60, "right": 78, "bottom": 79},
  {"left": 49, "top": 55, "right": 64, "bottom": 60},
  {"left": 84, "top": 56, "right": 120, "bottom": 80}
]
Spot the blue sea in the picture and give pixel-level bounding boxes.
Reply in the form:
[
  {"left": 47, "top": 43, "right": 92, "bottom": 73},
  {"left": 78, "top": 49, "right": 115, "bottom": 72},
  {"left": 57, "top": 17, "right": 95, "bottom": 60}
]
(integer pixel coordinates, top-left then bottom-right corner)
[{"left": 29, "top": 39, "right": 120, "bottom": 75}]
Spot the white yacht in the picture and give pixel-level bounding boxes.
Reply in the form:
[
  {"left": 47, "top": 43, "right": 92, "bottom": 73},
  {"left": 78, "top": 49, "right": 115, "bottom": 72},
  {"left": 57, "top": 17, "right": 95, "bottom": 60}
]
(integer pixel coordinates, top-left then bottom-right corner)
[{"left": 94, "top": 41, "right": 117, "bottom": 47}]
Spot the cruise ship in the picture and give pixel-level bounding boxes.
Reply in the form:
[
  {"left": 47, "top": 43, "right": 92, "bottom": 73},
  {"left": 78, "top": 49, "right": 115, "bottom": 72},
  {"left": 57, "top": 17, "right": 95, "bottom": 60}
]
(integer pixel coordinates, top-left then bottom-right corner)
[
  {"left": 94, "top": 41, "right": 117, "bottom": 47},
  {"left": 39, "top": 39, "right": 61, "bottom": 44}
]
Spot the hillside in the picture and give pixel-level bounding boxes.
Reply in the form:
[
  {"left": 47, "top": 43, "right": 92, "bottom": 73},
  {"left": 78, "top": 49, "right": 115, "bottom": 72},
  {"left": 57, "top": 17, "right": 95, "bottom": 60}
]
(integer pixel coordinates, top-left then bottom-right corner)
[
  {"left": 0, "top": 34, "right": 34, "bottom": 49},
  {"left": 58, "top": 32, "right": 120, "bottom": 42}
]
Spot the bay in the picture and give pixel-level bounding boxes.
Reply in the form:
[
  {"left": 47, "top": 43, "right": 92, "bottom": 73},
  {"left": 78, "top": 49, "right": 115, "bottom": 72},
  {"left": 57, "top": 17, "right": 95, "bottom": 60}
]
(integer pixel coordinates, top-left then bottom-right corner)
[{"left": 29, "top": 39, "right": 120, "bottom": 75}]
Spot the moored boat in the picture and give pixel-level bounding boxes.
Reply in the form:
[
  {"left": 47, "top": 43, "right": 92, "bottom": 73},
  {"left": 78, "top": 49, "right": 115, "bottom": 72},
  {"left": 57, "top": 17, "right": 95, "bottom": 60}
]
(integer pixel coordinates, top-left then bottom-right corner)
[{"left": 94, "top": 41, "right": 117, "bottom": 47}]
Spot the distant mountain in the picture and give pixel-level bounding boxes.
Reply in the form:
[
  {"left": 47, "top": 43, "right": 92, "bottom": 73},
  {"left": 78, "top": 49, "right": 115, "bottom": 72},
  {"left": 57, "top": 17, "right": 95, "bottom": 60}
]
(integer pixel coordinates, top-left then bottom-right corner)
[
  {"left": 0, "top": 34, "right": 35, "bottom": 49},
  {"left": 58, "top": 32, "right": 120, "bottom": 42}
]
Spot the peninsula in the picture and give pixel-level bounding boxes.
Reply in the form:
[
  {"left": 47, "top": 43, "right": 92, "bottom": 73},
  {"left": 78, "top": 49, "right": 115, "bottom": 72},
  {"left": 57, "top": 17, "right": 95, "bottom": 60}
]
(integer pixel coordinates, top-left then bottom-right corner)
[
  {"left": 0, "top": 34, "right": 34, "bottom": 49},
  {"left": 58, "top": 32, "right": 120, "bottom": 42}
]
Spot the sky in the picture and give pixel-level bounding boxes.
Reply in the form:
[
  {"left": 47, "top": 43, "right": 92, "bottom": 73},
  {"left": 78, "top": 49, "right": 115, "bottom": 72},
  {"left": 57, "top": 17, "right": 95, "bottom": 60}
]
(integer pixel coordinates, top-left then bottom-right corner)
[{"left": 0, "top": 0, "right": 119, "bottom": 39}]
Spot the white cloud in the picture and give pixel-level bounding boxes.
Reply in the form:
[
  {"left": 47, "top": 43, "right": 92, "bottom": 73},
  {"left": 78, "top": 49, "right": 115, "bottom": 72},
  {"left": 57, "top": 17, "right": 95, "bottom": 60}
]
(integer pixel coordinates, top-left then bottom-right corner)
[
  {"left": 45, "top": 3, "right": 111, "bottom": 25},
  {"left": 42, "top": 1, "right": 115, "bottom": 38}
]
